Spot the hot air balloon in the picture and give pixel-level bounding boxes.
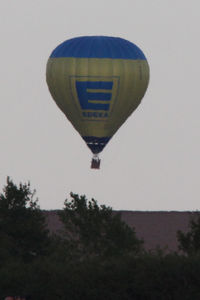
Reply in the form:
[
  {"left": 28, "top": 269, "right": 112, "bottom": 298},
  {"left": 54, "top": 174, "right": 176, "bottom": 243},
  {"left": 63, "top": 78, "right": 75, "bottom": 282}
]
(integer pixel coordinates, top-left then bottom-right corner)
[{"left": 46, "top": 36, "right": 149, "bottom": 169}]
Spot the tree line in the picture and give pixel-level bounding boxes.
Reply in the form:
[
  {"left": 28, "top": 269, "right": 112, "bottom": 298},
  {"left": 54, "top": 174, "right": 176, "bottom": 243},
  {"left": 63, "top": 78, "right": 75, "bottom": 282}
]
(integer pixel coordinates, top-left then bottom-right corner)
[{"left": 0, "top": 177, "right": 200, "bottom": 299}]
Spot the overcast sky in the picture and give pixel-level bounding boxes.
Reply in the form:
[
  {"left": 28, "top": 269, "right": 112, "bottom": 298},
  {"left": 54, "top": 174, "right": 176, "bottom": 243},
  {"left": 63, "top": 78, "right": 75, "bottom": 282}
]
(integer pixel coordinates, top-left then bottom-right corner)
[{"left": 0, "top": 0, "right": 199, "bottom": 211}]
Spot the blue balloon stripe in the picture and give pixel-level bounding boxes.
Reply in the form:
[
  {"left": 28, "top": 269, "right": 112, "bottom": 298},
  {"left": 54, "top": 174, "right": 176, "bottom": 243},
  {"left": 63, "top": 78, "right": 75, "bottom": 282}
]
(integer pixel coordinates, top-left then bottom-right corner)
[
  {"left": 87, "top": 92, "right": 112, "bottom": 101},
  {"left": 82, "top": 136, "right": 111, "bottom": 154},
  {"left": 50, "top": 36, "right": 147, "bottom": 60},
  {"left": 86, "top": 81, "right": 113, "bottom": 89}
]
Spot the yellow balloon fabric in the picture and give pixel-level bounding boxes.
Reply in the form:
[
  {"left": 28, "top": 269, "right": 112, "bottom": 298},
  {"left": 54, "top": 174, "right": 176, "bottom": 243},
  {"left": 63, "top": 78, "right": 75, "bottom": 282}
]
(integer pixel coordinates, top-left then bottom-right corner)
[{"left": 46, "top": 36, "right": 149, "bottom": 154}]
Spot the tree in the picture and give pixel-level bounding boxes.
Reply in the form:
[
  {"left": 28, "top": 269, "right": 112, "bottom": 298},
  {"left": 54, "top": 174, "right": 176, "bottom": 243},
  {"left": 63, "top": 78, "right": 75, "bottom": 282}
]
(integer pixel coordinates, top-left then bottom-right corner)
[
  {"left": 177, "top": 212, "right": 200, "bottom": 255},
  {"left": 0, "top": 177, "right": 50, "bottom": 262},
  {"left": 59, "top": 193, "right": 143, "bottom": 258}
]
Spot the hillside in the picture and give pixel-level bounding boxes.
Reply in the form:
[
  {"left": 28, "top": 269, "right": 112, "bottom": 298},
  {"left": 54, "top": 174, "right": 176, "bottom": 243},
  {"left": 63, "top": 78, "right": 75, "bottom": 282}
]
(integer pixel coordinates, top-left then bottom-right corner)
[{"left": 44, "top": 210, "right": 194, "bottom": 251}]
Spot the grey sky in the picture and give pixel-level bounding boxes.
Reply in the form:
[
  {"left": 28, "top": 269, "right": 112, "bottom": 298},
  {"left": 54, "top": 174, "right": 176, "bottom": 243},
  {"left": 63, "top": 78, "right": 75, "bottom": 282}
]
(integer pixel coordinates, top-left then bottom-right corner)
[{"left": 0, "top": 0, "right": 199, "bottom": 210}]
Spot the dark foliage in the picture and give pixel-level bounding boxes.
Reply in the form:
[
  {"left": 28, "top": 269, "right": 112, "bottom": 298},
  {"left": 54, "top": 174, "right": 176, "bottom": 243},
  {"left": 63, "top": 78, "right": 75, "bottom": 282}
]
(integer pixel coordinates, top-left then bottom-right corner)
[
  {"left": 1, "top": 178, "right": 200, "bottom": 299},
  {"left": 58, "top": 192, "right": 143, "bottom": 258},
  {"left": 177, "top": 212, "right": 200, "bottom": 255},
  {"left": 0, "top": 177, "right": 50, "bottom": 263},
  {"left": 1, "top": 253, "right": 200, "bottom": 300}
]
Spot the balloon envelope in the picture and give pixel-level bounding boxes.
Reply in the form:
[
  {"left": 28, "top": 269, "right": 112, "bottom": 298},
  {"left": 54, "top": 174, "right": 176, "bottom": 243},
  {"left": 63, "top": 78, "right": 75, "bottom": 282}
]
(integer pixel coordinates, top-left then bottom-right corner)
[{"left": 46, "top": 36, "right": 149, "bottom": 154}]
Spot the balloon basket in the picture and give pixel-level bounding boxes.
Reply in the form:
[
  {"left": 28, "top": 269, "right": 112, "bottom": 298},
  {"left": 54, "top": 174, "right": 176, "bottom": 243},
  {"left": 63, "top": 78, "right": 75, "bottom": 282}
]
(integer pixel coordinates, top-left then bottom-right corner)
[{"left": 91, "top": 155, "right": 101, "bottom": 169}]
